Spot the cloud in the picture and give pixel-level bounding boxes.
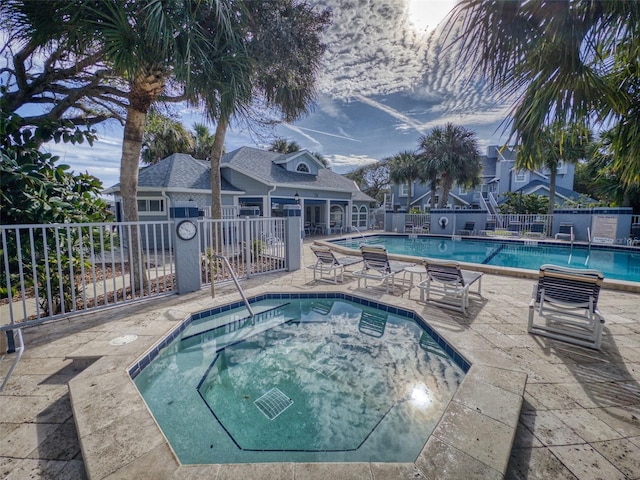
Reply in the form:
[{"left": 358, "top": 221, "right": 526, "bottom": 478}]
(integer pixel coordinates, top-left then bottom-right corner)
[{"left": 327, "top": 153, "right": 380, "bottom": 174}]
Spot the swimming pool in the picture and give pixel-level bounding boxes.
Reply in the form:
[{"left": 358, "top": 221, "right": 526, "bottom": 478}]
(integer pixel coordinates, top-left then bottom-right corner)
[
  {"left": 331, "top": 235, "right": 640, "bottom": 283},
  {"left": 131, "top": 293, "right": 468, "bottom": 464}
]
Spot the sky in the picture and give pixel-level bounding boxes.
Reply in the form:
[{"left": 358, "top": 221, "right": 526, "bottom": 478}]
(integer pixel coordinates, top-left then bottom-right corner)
[{"left": 45, "top": 0, "right": 510, "bottom": 190}]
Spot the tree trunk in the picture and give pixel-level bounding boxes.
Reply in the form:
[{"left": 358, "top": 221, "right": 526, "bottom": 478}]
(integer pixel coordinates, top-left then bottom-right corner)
[
  {"left": 210, "top": 116, "right": 228, "bottom": 220},
  {"left": 438, "top": 176, "right": 453, "bottom": 208},
  {"left": 429, "top": 177, "right": 437, "bottom": 209},
  {"left": 547, "top": 168, "right": 557, "bottom": 232},
  {"left": 119, "top": 73, "right": 164, "bottom": 294},
  {"left": 208, "top": 114, "right": 229, "bottom": 298},
  {"left": 407, "top": 178, "right": 413, "bottom": 211}
]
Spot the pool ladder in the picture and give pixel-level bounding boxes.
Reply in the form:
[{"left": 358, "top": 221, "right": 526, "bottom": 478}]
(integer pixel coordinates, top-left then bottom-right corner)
[{"left": 211, "top": 254, "right": 255, "bottom": 317}]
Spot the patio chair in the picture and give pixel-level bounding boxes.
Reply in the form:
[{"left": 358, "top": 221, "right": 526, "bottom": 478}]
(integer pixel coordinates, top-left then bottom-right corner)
[
  {"left": 508, "top": 221, "right": 522, "bottom": 236},
  {"left": 404, "top": 221, "right": 415, "bottom": 233},
  {"left": 526, "top": 222, "right": 546, "bottom": 238},
  {"left": 1, "top": 327, "right": 25, "bottom": 392},
  {"left": 527, "top": 264, "right": 605, "bottom": 350},
  {"left": 481, "top": 219, "right": 496, "bottom": 236},
  {"left": 457, "top": 221, "right": 475, "bottom": 236},
  {"left": 417, "top": 259, "right": 483, "bottom": 315},
  {"left": 629, "top": 223, "right": 640, "bottom": 246},
  {"left": 555, "top": 223, "right": 575, "bottom": 242},
  {"left": 308, "top": 245, "right": 362, "bottom": 283},
  {"left": 353, "top": 245, "right": 412, "bottom": 293},
  {"left": 420, "top": 223, "right": 430, "bottom": 234}
]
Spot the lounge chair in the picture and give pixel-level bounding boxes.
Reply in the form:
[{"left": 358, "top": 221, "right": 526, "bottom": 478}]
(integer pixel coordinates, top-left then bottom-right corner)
[
  {"left": 481, "top": 219, "right": 496, "bottom": 236},
  {"left": 1, "top": 327, "right": 25, "bottom": 392},
  {"left": 308, "top": 245, "right": 362, "bottom": 283},
  {"left": 629, "top": 223, "right": 640, "bottom": 246},
  {"left": 508, "top": 221, "right": 522, "bottom": 236},
  {"left": 555, "top": 223, "right": 575, "bottom": 242},
  {"left": 457, "top": 221, "right": 475, "bottom": 236},
  {"left": 404, "top": 221, "right": 415, "bottom": 233},
  {"left": 353, "top": 244, "right": 411, "bottom": 293},
  {"left": 527, "top": 264, "right": 605, "bottom": 350},
  {"left": 417, "top": 259, "right": 483, "bottom": 315},
  {"left": 526, "top": 222, "right": 546, "bottom": 238}
]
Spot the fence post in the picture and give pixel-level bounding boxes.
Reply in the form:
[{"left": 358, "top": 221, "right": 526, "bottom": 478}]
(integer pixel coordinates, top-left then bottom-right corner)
[
  {"left": 285, "top": 217, "right": 301, "bottom": 271},
  {"left": 244, "top": 218, "right": 252, "bottom": 277}
]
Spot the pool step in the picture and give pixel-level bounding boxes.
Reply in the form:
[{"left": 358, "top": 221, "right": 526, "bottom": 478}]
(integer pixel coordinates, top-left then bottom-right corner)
[{"left": 180, "top": 303, "right": 292, "bottom": 352}]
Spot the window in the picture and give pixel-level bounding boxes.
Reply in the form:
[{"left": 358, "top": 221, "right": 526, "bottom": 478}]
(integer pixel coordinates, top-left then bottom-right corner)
[
  {"left": 458, "top": 186, "right": 467, "bottom": 195},
  {"left": 400, "top": 183, "right": 409, "bottom": 196},
  {"left": 137, "top": 198, "right": 165, "bottom": 214},
  {"left": 296, "top": 162, "right": 310, "bottom": 173},
  {"left": 514, "top": 171, "right": 527, "bottom": 183}
]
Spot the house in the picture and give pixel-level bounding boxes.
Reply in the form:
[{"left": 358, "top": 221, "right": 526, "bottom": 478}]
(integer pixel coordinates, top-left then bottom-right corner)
[
  {"left": 389, "top": 145, "right": 590, "bottom": 213},
  {"left": 104, "top": 147, "right": 376, "bottom": 231}
]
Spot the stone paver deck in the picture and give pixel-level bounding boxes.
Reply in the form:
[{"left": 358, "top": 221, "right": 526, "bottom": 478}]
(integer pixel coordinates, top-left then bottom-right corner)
[{"left": 1, "top": 240, "right": 639, "bottom": 479}]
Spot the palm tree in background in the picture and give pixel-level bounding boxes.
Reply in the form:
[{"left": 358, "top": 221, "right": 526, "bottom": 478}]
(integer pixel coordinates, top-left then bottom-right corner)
[
  {"left": 388, "top": 151, "right": 423, "bottom": 211},
  {"left": 191, "top": 123, "right": 217, "bottom": 160},
  {"left": 141, "top": 110, "right": 194, "bottom": 165},
  {"left": 519, "top": 123, "right": 591, "bottom": 221},
  {"left": 269, "top": 138, "right": 301, "bottom": 153},
  {"left": 447, "top": 0, "right": 640, "bottom": 190},
  {"left": 418, "top": 123, "right": 482, "bottom": 208}
]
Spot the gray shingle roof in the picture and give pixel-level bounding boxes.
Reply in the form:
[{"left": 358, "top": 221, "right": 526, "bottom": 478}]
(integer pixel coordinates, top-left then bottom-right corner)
[
  {"left": 107, "top": 153, "right": 240, "bottom": 192},
  {"left": 222, "top": 147, "right": 376, "bottom": 202}
]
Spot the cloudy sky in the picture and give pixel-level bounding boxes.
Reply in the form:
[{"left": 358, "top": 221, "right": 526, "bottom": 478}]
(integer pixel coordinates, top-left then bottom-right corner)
[{"left": 47, "top": 0, "right": 511, "bottom": 189}]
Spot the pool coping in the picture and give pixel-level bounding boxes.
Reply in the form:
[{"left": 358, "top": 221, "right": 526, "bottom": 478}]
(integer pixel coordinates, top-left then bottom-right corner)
[
  {"left": 318, "top": 238, "right": 640, "bottom": 294},
  {"left": 68, "top": 289, "right": 527, "bottom": 480}
]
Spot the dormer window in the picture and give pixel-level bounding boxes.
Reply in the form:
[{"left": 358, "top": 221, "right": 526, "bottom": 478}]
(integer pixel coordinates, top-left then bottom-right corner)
[{"left": 296, "top": 162, "right": 310, "bottom": 173}]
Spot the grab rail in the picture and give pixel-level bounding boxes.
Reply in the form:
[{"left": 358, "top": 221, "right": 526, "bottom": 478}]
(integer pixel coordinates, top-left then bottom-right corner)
[
  {"left": 351, "top": 225, "right": 366, "bottom": 238},
  {"left": 212, "top": 254, "right": 255, "bottom": 317}
]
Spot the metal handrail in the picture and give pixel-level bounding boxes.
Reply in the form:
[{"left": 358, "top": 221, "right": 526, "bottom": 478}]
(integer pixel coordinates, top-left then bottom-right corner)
[
  {"left": 212, "top": 254, "right": 254, "bottom": 317},
  {"left": 351, "top": 225, "right": 366, "bottom": 238}
]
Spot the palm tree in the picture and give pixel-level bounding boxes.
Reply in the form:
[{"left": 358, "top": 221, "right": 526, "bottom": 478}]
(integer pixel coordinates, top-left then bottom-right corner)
[
  {"left": 418, "top": 124, "right": 482, "bottom": 208},
  {"left": 269, "top": 138, "right": 301, "bottom": 153},
  {"left": 90, "top": 0, "right": 242, "bottom": 224},
  {"left": 191, "top": 123, "right": 217, "bottom": 160},
  {"left": 447, "top": 0, "right": 640, "bottom": 189},
  {"left": 200, "top": 0, "right": 331, "bottom": 219},
  {"left": 519, "top": 123, "right": 591, "bottom": 221},
  {"left": 388, "top": 151, "right": 422, "bottom": 211},
  {"left": 141, "top": 110, "right": 194, "bottom": 165}
]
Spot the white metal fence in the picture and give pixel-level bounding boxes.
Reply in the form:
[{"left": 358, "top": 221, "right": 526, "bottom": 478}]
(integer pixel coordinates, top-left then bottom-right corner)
[
  {"left": 1, "top": 217, "right": 289, "bottom": 330},
  {"left": 200, "top": 217, "right": 287, "bottom": 285},
  {"left": 1, "top": 221, "right": 176, "bottom": 330}
]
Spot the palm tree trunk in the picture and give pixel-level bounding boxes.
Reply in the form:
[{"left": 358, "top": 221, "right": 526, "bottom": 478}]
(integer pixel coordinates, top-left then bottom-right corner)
[
  {"left": 430, "top": 177, "right": 437, "bottom": 209},
  {"left": 208, "top": 114, "right": 229, "bottom": 298},
  {"left": 407, "top": 179, "right": 413, "bottom": 211},
  {"left": 119, "top": 73, "right": 164, "bottom": 294},
  {"left": 438, "top": 176, "right": 454, "bottom": 208},
  {"left": 547, "top": 168, "right": 557, "bottom": 232}
]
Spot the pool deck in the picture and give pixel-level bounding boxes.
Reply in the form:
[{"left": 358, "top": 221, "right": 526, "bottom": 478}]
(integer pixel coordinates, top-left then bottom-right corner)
[{"left": 1, "top": 239, "right": 639, "bottom": 479}]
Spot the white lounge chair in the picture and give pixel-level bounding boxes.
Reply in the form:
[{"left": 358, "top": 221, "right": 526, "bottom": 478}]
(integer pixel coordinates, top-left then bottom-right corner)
[
  {"left": 308, "top": 245, "right": 362, "bottom": 283},
  {"left": 528, "top": 264, "right": 605, "bottom": 350},
  {"left": 353, "top": 245, "right": 411, "bottom": 293},
  {"left": 555, "top": 223, "right": 575, "bottom": 242},
  {"left": 417, "top": 259, "right": 483, "bottom": 315}
]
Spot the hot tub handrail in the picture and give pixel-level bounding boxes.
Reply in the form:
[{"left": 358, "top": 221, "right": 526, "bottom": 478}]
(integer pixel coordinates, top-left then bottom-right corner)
[{"left": 211, "top": 254, "right": 255, "bottom": 317}]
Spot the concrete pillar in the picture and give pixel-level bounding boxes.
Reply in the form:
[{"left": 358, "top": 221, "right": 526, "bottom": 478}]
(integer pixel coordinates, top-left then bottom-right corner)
[
  {"left": 171, "top": 205, "right": 201, "bottom": 294},
  {"left": 285, "top": 216, "right": 302, "bottom": 271}
]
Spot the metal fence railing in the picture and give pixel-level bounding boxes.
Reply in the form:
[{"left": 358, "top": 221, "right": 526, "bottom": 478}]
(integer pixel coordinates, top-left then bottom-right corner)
[
  {"left": 200, "top": 217, "right": 287, "bottom": 286},
  {"left": 1, "top": 221, "right": 176, "bottom": 330},
  {"left": 1, "top": 217, "right": 291, "bottom": 330}
]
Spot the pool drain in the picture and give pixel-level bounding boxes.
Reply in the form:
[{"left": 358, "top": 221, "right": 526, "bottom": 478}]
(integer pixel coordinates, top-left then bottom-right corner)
[{"left": 254, "top": 388, "right": 293, "bottom": 420}]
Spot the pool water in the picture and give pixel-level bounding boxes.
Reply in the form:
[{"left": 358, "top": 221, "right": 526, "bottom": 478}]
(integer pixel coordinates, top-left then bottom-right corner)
[
  {"left": 133, "top": 296, "right": 466, "bottom": 464},
  {"left": 333, "top": 235, "right": 640, "bottom": 283}
]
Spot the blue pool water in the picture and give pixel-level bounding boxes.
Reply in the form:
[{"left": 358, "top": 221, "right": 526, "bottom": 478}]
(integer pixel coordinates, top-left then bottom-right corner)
[
  {"left": 131, "top": 294, "right": 467, "bottom": 464},
  {"left": 332, "top": 235, "right": 640, "bottom": 283}
]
